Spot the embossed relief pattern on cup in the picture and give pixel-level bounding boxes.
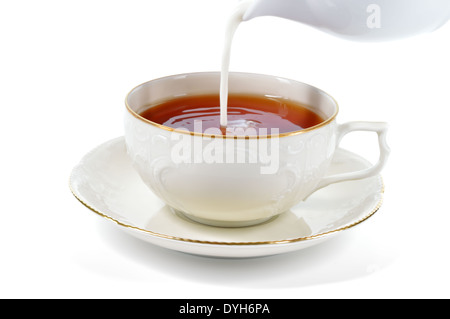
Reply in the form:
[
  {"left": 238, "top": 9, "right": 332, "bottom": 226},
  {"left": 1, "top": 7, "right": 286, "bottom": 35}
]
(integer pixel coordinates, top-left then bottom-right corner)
[
  {"left": 124, "top": 113, "right": 182, "bottom": 210},
  {"left": 275, "top": 122, "right": 336, "bottom": 209}
]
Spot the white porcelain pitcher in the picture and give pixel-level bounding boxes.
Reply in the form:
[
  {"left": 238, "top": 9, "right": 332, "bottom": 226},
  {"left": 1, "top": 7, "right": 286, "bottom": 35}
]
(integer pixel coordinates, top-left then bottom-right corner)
[{"left": 242, "top": 0, "right": 450, "bottom": 41}]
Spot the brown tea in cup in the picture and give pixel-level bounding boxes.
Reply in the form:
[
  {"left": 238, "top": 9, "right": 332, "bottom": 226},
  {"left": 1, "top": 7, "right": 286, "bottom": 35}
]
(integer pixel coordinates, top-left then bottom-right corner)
[{"left": 139, "top": 93, "right": 325, "bottom": 135}]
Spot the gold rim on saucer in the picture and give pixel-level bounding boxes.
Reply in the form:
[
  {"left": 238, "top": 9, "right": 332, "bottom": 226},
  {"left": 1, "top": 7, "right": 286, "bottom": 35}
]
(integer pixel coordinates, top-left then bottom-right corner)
[{"left": 69, "top": 179, "right": 384, "bottom": 246}]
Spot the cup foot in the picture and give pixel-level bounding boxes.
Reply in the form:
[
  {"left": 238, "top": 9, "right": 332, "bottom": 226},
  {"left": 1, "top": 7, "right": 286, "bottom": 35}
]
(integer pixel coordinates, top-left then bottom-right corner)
[{"left": 171, "top": 208, "right": 278, "bottom": 228}]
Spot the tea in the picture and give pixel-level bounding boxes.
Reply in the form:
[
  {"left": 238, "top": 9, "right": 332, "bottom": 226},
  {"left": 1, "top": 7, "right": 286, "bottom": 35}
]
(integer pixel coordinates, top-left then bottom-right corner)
[{"left": 139, "top": 93, "right": 325, "bottom": 135}]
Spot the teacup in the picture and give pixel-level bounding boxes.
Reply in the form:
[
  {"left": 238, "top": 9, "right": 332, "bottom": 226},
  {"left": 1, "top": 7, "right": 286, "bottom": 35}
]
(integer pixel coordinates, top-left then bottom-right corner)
[{"left": 124, "top": 72, "right": 389, "bottom": 227}]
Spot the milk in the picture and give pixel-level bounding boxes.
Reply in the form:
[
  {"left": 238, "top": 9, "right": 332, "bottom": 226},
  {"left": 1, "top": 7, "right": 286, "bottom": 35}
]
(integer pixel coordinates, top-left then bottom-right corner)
[{"left": 220, "top": 1, "right": 252, "bottom": 128}]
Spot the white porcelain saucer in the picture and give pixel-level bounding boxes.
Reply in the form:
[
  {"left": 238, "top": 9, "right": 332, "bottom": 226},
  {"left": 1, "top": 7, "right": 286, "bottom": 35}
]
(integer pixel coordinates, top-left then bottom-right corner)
[{"left": 69, "top": 137, "right": 384, "bottom": 258}]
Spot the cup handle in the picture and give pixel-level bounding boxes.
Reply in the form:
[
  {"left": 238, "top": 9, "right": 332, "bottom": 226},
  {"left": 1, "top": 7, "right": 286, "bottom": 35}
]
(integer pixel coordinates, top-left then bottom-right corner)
[{"left": 312, "top": 121, "right": 390, "bottom": 193}]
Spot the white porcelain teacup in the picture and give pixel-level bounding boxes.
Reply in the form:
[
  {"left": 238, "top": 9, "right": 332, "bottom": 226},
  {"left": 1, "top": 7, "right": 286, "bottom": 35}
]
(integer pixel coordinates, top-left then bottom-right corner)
[{"left": 124, "top": 72, "right": 389, "bottom": 227}]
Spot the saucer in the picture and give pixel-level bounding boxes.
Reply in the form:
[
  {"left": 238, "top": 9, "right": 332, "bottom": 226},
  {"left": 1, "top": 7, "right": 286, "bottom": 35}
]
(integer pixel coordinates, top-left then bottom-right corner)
[{"left": 69, "top": 137, "right": 384, "bottom": 258}]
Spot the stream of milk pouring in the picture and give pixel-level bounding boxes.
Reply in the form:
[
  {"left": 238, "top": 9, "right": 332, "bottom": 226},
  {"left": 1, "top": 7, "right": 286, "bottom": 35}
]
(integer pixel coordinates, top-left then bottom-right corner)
[{"left": 220, "top": 1, "right": 253, "bottom": 128}]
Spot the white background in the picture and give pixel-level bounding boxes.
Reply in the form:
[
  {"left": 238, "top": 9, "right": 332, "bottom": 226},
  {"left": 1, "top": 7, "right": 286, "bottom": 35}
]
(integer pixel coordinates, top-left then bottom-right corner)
[{"left": 1, "top": 0, "right": 449, "bottom": 299}]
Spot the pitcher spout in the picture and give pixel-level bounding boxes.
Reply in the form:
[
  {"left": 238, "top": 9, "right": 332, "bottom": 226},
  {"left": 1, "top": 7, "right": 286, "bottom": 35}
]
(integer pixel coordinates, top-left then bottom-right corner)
[{"left": 243, "top": 0, "right": 317, "bottom": 25}]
